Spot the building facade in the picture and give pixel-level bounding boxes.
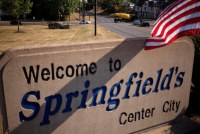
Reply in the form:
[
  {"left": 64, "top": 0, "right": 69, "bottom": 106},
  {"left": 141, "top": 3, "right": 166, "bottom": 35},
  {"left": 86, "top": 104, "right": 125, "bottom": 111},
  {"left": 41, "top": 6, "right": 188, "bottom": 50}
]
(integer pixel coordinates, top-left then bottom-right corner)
[{"left": 122, "top": 1, "right": 161, "bottom": 19}]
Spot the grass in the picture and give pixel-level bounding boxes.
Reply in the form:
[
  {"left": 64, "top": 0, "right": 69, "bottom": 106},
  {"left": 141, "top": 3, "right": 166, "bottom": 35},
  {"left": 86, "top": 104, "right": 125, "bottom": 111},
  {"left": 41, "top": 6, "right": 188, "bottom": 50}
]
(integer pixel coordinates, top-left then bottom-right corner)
[{"left": 0, "top": 22, "right": 122, "bottom": 52}]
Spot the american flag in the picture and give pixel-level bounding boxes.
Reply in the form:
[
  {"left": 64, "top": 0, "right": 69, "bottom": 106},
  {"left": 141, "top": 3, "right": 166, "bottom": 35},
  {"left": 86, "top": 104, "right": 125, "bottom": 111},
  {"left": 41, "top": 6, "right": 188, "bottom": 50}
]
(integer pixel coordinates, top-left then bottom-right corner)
[{"left": 145, "top": 0, "right": 200, "bottom": 50}]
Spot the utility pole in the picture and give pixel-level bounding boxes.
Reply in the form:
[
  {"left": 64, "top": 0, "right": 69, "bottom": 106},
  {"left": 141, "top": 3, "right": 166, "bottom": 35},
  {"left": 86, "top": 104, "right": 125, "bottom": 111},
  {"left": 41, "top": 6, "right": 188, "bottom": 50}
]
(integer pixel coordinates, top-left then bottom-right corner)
[
  {"left": 94, "top": 0, "right": 97, "bottom": 36},
  {"left": 82, "top": 0, "right": 85, "bottom": 21},
  {"left": 79, "top": 1, "right": 81, "bottom": 20}
]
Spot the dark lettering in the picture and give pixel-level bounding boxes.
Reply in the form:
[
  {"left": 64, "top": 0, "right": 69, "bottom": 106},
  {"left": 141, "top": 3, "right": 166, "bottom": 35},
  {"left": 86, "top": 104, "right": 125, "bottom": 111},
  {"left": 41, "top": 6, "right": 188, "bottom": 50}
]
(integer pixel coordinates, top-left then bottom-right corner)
[
  {"left": 22, "top": 65, "right": 40, "bottom": 84},
  {"left": 109, "top": 58, "right": 113, "bottom": 72},
  {"left": 66, "top": 65, "right": 74, "bottom": 77},
  {"left": 76, "top": 64, "right": 88, "bottom": 76},
  {"left": 56, "top": 66, "right": 64, "bottom": 79},
  {"left": 51, "top": 63, "right": 55, "bottom": 80},
  {"left": 128, "top": 113, "right": 134, "bottom": 122},
  {"left": 89, "top": 62, "right": 97, "bottom": 74},
  {"left": 114, "top": 59, "right": 121, "bottom": 71},
  {"left": 41, "top": 68, "right": 50, "bottom": 81},
  {"left": 119, "top": 112, "right": 127, "bottom": 125},
  {"left": 163, "top": 101, "right": 169, "bottom": 113}
]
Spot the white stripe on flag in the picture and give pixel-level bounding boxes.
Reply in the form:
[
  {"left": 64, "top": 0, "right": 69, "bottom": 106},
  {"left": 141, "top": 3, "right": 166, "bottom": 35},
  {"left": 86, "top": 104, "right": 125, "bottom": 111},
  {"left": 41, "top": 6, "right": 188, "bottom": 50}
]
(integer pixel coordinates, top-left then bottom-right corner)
[
  {"left": 158, "top": 12, "right": 200, "bottom": 40},
  {"left": 146, "top": 23, "right": 200, "bottom": 47},
  {"left": 154, "top": 2, "right": 200, "bottom": 37},
  {"left": 145, "top": 0, "right": 200, "bottom": 50},
  {"left": 152, "top": 0, "right": 191, "bottom": 34}
]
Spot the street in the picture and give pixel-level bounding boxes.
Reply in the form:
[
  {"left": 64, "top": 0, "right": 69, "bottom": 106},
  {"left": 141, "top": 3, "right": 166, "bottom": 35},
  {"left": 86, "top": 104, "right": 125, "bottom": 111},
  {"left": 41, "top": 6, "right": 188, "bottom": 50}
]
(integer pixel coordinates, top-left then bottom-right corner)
[{"left": 97, "top": 15, "right": 152, "bottom": 38}]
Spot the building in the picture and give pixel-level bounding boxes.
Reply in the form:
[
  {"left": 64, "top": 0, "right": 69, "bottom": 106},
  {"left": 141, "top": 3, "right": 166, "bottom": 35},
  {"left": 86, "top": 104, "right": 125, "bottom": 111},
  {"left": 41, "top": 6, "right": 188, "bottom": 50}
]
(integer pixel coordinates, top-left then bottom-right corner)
[
  {"left": 122, "top": 0, "right": 161, "bottom": 19},
  {"left": 121, "top": 1, "right": 135, "bottom": 9}
]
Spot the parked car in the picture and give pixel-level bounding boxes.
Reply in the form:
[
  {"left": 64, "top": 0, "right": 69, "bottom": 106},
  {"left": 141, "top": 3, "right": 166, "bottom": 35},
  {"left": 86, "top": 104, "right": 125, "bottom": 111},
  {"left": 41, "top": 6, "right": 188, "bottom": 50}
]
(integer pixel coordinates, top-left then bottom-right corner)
[
  {"left": 132, "top": 20, "right": 141, "bottom": 26},
  {"left": 132, "top": 19, "right": 150, "bottom": 27},
  {"left": 79, "top": 20, "right": 91, "bottom": 24},
  {"left": 10, "top": 19, "right": 22, "bottom": 25},
  {"left": 140, "top": 20, "right": 150, "bottom": 27},
  {"left": 48, "top": 22, "right": 70, "bottom": 29}
]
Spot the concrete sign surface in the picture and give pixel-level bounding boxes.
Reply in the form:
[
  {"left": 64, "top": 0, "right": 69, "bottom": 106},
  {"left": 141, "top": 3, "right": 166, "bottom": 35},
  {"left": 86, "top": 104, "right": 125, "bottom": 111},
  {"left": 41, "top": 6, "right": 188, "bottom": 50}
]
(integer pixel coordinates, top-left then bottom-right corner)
[{"left": 1, "top": 37, "right": 194, "bottom": 134}]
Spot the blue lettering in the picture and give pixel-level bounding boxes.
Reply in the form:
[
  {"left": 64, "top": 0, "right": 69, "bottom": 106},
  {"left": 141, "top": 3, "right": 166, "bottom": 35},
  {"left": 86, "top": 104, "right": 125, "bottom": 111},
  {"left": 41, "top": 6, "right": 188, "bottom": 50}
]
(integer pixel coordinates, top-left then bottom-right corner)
[
  {"left": 19, "top": 91, "right": 40, "bottom": 122},
  {"left": 123, "top": 73, "right": 137, "bottom": 99},
  {"left": 161, "top": 67, "right": 174, "bottom": 91},
  {"left": 19, "top": 66, "right": 184, "bottom": 125},
  {"left": 40, "top": 94, "right": 62, "bottom": 125},
  {"left": 62, "top": 91, "right": 79, "bottom": 113},
  {"left": 106, "top": 79, "right": 123, "bottom": 111},
  {"left": 89, "top": 86, "right": 107, "bottom": 107},
  {"left": 142, "top": 77, "right": 153, "bottom": 95},
  {"left": 174, "top": 72, "right": 185, "bottom": 88},
  {"left": 133, "top": 72, "right": 143, "bottom": 97},
  {"left": 78, "top": 80, "right": 90, "bottom": 109},
  {"left": 152, "top": 69, "right": 163, "bottom": 93}
]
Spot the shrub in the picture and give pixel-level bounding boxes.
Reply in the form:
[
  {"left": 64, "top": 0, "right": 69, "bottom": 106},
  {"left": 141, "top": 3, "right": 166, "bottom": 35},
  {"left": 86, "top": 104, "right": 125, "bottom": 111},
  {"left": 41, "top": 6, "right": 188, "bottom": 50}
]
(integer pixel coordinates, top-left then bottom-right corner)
[
  {"left": 191, "top": 35, "right": 200, "bottom": 91},
  {"left": 186, "top": 35, "right": 200, "bottom": 118}
]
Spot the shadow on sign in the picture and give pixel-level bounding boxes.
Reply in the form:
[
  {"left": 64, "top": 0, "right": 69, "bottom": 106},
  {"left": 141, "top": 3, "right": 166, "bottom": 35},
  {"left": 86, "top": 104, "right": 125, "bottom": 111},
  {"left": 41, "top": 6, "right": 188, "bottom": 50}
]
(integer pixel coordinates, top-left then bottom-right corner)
[{"left": 3, "top": 38, "right": 144, "bottom": 134}]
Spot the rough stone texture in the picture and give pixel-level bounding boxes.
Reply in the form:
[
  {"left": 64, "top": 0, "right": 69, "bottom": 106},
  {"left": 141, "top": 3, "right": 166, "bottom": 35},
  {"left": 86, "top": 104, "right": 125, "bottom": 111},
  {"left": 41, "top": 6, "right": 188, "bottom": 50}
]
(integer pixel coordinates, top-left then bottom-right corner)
[{"left": 0, "top": 37, "right": 196, "bottom": 134}]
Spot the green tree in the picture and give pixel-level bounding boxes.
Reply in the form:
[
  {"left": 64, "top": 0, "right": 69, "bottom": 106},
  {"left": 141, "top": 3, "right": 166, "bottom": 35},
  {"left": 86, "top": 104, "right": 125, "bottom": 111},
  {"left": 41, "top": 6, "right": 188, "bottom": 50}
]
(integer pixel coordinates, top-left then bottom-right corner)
[
  {"left": 61, "top": 0, "right": 80, "bottom": 20},
  {"left": 1, "top": 0, "right": 33, "bottom": 32},
  {"left": 30, "top": 0, "right": 80, "bottom": 20},
  {"left": 101, "top": 0, "right": 123, "bottom": 13},
  {"left": 0, "top": 0, "right": 2, "bottom": 7}
]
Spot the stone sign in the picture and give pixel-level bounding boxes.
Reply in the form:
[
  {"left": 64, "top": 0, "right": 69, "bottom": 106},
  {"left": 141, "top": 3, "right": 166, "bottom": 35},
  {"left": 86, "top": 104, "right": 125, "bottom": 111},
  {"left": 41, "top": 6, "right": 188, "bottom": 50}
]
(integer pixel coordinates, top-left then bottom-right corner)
[{"left": 0, "top": 37, "right": 195, "bottom": 133}]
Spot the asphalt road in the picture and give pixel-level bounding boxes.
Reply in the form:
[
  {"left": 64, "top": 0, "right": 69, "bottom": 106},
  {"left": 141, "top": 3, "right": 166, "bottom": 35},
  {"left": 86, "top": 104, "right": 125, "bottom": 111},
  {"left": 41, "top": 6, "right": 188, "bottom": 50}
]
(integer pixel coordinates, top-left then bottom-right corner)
[{"left": 97, "top": 15, "right": 152, "bottom": 38}]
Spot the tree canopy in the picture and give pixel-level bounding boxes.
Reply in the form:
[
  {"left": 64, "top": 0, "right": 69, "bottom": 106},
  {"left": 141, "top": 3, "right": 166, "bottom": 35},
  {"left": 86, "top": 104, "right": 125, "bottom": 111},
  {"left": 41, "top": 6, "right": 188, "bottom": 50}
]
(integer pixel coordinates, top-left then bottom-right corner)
[
  {"left": 100, "top": 0, "right": 123, "bottom": 13},
  {"left": 30, "top": 0, "right": 80, "bottom": 20},
  {"left": 1, "top": 0, "right": 33, "bottom": 32},
  {"left": 0, "top": 0, "right": 175, "bottom": 20},
  {"left": 1, "top": 0, "right": 32, "bottom": 18}
]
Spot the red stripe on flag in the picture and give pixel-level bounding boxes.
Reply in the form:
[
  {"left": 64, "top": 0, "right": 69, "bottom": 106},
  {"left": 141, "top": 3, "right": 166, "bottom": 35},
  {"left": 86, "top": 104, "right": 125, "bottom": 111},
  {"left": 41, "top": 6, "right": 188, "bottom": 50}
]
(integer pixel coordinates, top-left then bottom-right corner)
[
  {"left": 155, "top": 0, "right": 183, "bottom": 24},
  {"left": 152, "top": 0, "right": 197, "bottom": 36},
  {"left": 145, "top": 0, "right": 200, "bottom": 50},
  {"left": 145, "top": 28, "right": 200, "bottom": 50},
  {"left": 146, "top": 17, "right": 200, "bottom": 43},
  {"left": 158, "top": 8, "right": 200, "bottom": 38}
]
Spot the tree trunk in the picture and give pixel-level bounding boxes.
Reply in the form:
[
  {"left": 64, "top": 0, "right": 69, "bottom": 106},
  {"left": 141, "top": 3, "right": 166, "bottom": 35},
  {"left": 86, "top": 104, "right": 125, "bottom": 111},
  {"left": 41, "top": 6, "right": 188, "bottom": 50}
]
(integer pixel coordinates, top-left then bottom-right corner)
[{"left": 17, "top": 19, "right": 20, "bottom": 32}]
